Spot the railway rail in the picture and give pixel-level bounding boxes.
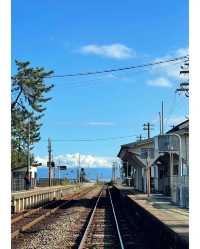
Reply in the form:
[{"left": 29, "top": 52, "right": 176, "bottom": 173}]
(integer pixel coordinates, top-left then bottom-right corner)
[
  {"left": 11, "top": 185, "right": 96, "bottom": 240},
  {"left": 77, "top": 185, "right": 147, "bottom": 249},
  {"left": 12, "top": 185, "right": 148, "bottom": 249}
]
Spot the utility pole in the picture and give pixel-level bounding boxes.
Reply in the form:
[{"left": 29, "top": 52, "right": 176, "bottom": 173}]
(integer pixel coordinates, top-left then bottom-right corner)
[
  {"left": 112, "top": 162, "right": 116, "bottom": 183},
  {"left": 146, "top": 150, "right": 151, "bottom": 197},
  {"left": 143, "top": 122, "right": 153, "bottom": 139},
  {"left": 58, "top": 160, "right": 61, "bottom": 185},
  {"left": 136, "top": 134, "right": 145, "bottom": 141},
  {"left": 48, "top": 138, "right": 52, "bottom": 187},
  {"left": 77, "top": 153, "right": 81, "bottom": 184},
  {"left": 27, "top": 119, "right": 31, "bottom": 176},
  {"left": 27, "top": 118, "right": 31, "bottom": 189},
  {"left": 176, "top": 59, "right": 189, "bottom": 97},
  {"left": 79, "top": 153, "right": 80, "bottom": 184}
]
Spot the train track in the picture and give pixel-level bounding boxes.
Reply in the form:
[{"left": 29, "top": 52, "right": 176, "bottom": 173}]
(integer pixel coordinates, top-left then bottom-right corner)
[
  {"left": 77, "top": 186, "right": 122, "bottom": 249},
  {"left": 12, "top": 185, "right": 148, "bottom": 249},
  {"left": 11, "top": 185, "right": 96, "bottom": 240},
  {"left": 77, "top": 185, "right": 147, "bottom": 249}
]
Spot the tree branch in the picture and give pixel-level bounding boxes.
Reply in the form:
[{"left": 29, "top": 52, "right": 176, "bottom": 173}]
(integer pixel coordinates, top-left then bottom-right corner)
[{"left": 11, "top": 87, "right": 22, "bottom": 110}]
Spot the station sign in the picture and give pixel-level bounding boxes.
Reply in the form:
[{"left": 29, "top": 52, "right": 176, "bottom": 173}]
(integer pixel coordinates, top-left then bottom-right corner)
[
  {"left": 154, "top": 135, "right": 180, "bottom": 153},
  {"left": 58, "top": 166, "right": 67, "bottom": 170}
]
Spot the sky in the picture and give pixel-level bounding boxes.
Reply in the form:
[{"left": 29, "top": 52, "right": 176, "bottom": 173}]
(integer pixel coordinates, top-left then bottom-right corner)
[{"left": 12, "top": 0, "right": 189, "bottom": 168}]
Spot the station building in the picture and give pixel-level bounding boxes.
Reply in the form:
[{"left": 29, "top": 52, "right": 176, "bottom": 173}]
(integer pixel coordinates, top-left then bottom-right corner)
[{"left": 117, "top": 119, "right": 189, "bottom": 208}]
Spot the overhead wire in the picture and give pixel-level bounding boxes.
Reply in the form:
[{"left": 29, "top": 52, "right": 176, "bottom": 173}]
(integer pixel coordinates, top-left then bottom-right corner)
[
  {"left": 40, "top": 134, "right": 140, "bottom": 142},
  {"left": 54, "top": 59, "right": 185, "bottom": 90},
  {"left": 46, "top": 55, "right": 188, "bottom": 78},
  {"left": 15, "top": 55, "right": 188, "bottom": 80}
]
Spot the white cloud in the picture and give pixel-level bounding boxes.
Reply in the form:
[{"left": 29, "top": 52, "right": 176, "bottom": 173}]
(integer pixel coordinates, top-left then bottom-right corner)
[
  {"left": 152, "top": 47, "right": 188, "bottom": 79},
  {"left": 79, "top": 43, "right": 135, "bottom": 59},
  {"left": 87, "top": 121, "right": 115, "bottom": 126},
  {"left": 55, "top": 121, "right": 115, "bottom": 127},
  {"left": 35, "top": 153, "right": 120, "bottom": 168},
  {"left": 146, "top": 77, "right": 172, "bottom": 88},
  {"left": 165, "top": 116, "right": 188, "bottom": 127}
]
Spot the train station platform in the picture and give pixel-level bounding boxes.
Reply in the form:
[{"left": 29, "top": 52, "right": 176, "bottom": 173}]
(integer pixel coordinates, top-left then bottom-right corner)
[
  {"left": 12, "top": 183, "right": 94, "bottom": 213},
  {"left": 114, "top": 184, "right": 189, "bottom": 249}
]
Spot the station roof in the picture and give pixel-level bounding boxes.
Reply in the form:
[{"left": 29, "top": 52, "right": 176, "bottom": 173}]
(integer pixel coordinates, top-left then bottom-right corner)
[
  {"left": 117, "top": 138, "right": 153, "bottom": 158},
  {"left": 166, "top": 119, "right": 189, "bottom": 134}
]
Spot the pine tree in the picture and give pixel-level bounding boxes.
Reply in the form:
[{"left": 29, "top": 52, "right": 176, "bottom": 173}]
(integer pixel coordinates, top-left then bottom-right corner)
[{"left": 11, "top": 61, "right": 54, "bottom": 169}]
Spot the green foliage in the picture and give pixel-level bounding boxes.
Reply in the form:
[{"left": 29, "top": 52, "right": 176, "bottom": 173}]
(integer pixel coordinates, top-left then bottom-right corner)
[
  {"left": 11, "top": 61, "right": 54, "bottom": 169},
  {"left": 62, "top": 177, "right": 70, "bottom": 185}
]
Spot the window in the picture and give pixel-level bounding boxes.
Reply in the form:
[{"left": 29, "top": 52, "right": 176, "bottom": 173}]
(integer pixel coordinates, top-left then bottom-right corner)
[{"left": 173, "top": 164, "right": 179, "bottom": 175}]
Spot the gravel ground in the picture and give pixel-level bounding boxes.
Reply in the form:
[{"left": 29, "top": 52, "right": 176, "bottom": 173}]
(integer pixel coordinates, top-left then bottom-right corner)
[{"left": 12, "top": 188, "right": 101, "bottom": 249}]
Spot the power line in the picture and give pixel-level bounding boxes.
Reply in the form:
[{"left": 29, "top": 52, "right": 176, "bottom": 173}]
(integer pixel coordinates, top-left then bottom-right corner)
[
  {"left": 16, "top": 55, "right": 188, "bottom": 80},
  {"left": 54, "top": 60, "right": 184, "bottom": 89},
  {"left": 41, "top": 134, "right": 138, "bottom": 142},
  {"left": 46, "top": 55, "right": 188, "bottom": 78}
]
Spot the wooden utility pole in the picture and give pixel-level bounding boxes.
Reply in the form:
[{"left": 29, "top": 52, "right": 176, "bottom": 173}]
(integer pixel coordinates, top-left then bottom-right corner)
[
  {"left": 48, "top": 138, "right": 52, "bottom": 187},
  {"left": 176, "top": 60, "right": 189, "bottom": 97},
  {"left": 143, "top": 122, "right": 153, "bottom": 139},
  {"left": 146, "top": 151, "right": 151, "bottom": 197},
  {"left": 78, "top": 153, "right": 80, "bottom": 184},
  {"left": 112, "top": 162, "right": 116, "bottom": 183},
  {"left": 27, "top": 119, "right": 31, "bottom": 176},
  {"left": 136, "top": 134, "right": 145, "bottom": 141}
]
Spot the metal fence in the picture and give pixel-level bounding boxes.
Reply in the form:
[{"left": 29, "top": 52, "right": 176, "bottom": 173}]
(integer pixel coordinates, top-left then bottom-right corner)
[
  {"left": 36, "top": 178, "right": 77, "bottom": 187},
  {"left": 170, "top": 175, "right": 189, "bottom": 187},
  {"left": 11, "top": 177, "right": 36, "bottom": 192}
]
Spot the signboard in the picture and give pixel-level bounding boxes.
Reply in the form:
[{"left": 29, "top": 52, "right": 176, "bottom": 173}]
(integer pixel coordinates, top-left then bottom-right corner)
[
  {"left": 47, "top": 161, "right": 55, "bottom": 167},
  {"left": 58, "top": 166, "right": 67, "bottom": 170},
  {"left": 156, "top": 135, "right": 180, "bottom": 152},
  {"left": 140, "top": 148, "right": 154, "bottom": 159}
]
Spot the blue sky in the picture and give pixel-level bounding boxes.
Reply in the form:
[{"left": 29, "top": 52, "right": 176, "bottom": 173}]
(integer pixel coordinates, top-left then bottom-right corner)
[{"left": 12, "top": 0, "right": 188, "bottom": 167}]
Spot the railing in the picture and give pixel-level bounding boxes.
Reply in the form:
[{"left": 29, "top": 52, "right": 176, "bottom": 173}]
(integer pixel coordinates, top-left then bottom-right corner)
[
  {"left": 11, "top": 177, "right": 35, "bottom": 192},
  {"left": 36, "top": 178, "right": 76, "bottom": 187},
  {"left": 171, "top": 175, "right": 189, "bottom": 186}
]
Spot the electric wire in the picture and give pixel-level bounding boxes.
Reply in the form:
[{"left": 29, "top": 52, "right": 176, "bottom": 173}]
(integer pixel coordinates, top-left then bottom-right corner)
[
  {"left": 46, "top": 55, "right": 188, "bottom": 78},
  {"left": 54, "top": 60, "right": 185, "bottom": 90},
  {"left": 15, "top": 55, "right": 188, "bottom": 80},
  {"left": 40, "top": 134, "right": 139, "bottom": 142}
]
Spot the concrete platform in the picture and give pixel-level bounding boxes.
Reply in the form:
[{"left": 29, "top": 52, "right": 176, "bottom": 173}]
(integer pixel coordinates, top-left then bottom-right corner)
[
  {"left": 114, "top": 184, "right": 189, "bottom": 249},
  {"left": 12, "top": 183, "right": 94, "bottom": 213}
]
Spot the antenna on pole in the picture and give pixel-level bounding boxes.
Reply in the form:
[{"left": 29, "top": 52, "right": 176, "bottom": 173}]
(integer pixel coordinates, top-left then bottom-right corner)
[{"left": 159, "top": 112, "right": 162, "bottom": 134}]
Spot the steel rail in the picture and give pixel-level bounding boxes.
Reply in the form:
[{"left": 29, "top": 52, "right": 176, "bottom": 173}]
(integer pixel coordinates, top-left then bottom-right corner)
[
  {"left": 11, "top": 200, "right": 57, "bottom": 224},
  {"left": 11, "top": 186, "right": 77, "bottom": 224},
  {"left": 11, "top": 199, "right": 71, "bottom": 239},
  {"left": 11, "top": 186, "right": 95, "bottom": 240},
  {"left": 108, "top": 187, "right": 125, "bottom": 249},
  {"left": 78, "top": 187, "right": 103, "bottom": 249}
]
